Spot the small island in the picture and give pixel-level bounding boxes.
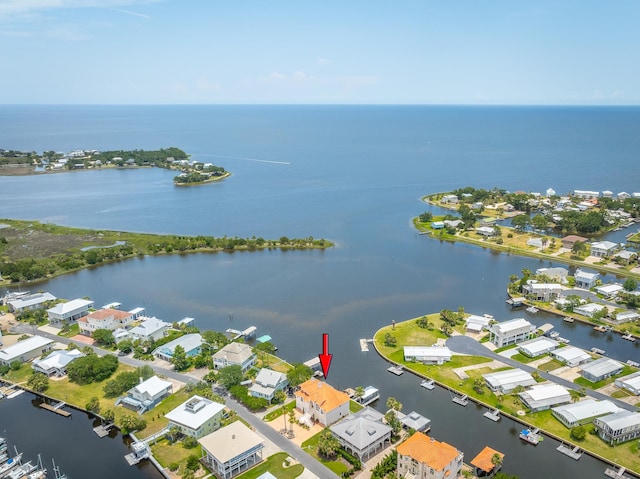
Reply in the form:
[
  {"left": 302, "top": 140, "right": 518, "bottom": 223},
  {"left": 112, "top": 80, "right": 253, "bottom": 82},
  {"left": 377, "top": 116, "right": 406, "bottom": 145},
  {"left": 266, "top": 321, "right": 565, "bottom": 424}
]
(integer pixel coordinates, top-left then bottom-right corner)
[{"left": 0, "top": 147, "right": 230, "bottom": 186}]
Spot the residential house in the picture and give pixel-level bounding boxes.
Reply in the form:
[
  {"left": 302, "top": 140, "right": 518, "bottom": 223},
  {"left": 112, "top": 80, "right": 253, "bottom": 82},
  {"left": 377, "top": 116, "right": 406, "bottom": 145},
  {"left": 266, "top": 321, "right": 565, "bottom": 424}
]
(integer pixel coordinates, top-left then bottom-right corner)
[
  {"left": 78, "top": 308, "right": 134, "bottom": 336},
  {"left": 47, "top": 298, "right": 94, "bottom": 325},
  {"left": 248, "top": 368, "right": 289, "bottom": 402},
  {"left": 614, "top": 250, "right": 637, "bottom": 265},
  {"left": 476, "top": 226, "right": 496, "bottom": 237},
  {"left": 594, "top": 284, "right": 624, "bottom": 298},
  {"left": 465, "top": 314, "right": 492, "bottom": 333},
  {"left": 488, "top": 318, "right": 535, "bottom": 347},
  {"left": 574, "top": 303, "right": 607, "bottom": 318},
  {"left": 609, "top": 310, "right": 640, "bottom": 325},
  {"left": 580, "top": 358, "right": 624, "bottom": 383},
  {"left": 470, "top": 446, "right": 504, "bottom": 478},
  {"left": 550, "top": 346, "right": 593, "bottom": 367},
  {"left": 483, "top": 369, "right": 536, "bottom": 394},
  {"left": 329, "top": 407, "right": 392, "bottom": 461},
  {"left": 431, "top": 221, "right": 445, "bottom": 230},
  {"left": 399, "top": 411, "right": 431, "bottom": 433},
  {"left": 602, "top": 190, "right": 613, "bottom": 198},
  {"left": 443, "top": 219, "right": 463, "bottom": 229},
  {"left": 573, "top": 190, "right": 599, "bottom": 200},
  {"left": 615, "top": 372, "right": 640, "bottom": 395},
  {"left": 590, "top": 241, "right": 618, "bottom": 258},
  {"left": 397, "top": 432, "right": 463, "bottom": 479},
  {"left": 561, "top": 235, "right": 588, "bottom": 249},
  {"left": 574, "top": 269, "right": 600, "bottom": 289},
  {"left": 165, "top": 395, "right": 225, "bottom": 438},
  {"left": 403, "top": 346, "right": 451, "bottom": 365},
  {"left": 295, "top": 378, "right": 350, "bottom": 427},
  {"left": 617, "top": 192, "right": 631, "bottom": 200},
  {"left": 518, "top": 383, "right": 571, "bottom": 412},
  {"left": 535, "top": 267, "right": 569, "bottom": 283},
  {"left": 546, "top": 187, "right": 556, "bottom": 197},
  {"left": 199, "top": 421, "right": 264, "bottom": 479},
  {"left": 0, "top": 335, "right": 54, "bottom": 366},
  {"left": 522, "top": 282, "right": 563, "bottom": 302},
  {"left": 552, "top": 399, "right": 620, "bottom": 428},
  {"left": 212, "top": 342, "right": 257, "bottom": 373},
  {"left": 441, "top": 194, "right": 458, "bottom": 204},
  {"left": 31, "top": 349, "right": 84, "bottom": 377},
  {"left": 153, "top": 333, "right": 203, "bottom": 361},
  {"left": 517, "top": 337, "right": 559, "bottom": 358},
  {"left": 128, "top": 316, "right": 171, "bottom": 342},
  {"left": 593, "top": 410, "right": 640, "bottom": 444},
  {"left": 119, "top": 376, "right": 173, "bottom": 414},
  {"left": 7, "top": 292, "right": 57, "bottom": 313}
]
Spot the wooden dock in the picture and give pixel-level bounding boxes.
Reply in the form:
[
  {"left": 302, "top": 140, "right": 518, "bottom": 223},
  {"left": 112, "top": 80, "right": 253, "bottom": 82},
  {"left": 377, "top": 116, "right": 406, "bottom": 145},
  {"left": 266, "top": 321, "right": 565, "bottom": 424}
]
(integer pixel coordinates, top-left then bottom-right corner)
[
  {"left": 387, "top": 365, "right": 404, "bottom": 376},
  {"left": 452, "top": 394, "right": 468, "bottom": 406},
  {"left": 420, "top": 379, "right": 435, "bottom": 390},
  {"left": 604, "top": 466, "right": 633, "bottom": 479},
  {"left": 483, "top": 408, "right": 501, "bottom": 422},
  {"left": 621, "top": 334, "right": 636, "bottom": 342},
  {"left": 93, "top": 424, "right": 114, "bottom": 438},
  {"left": 39, "top": 401, "right": 71, "bottom": 417},
  {"left": 556, "top": 443, "right": 582, "bottom": 460}
]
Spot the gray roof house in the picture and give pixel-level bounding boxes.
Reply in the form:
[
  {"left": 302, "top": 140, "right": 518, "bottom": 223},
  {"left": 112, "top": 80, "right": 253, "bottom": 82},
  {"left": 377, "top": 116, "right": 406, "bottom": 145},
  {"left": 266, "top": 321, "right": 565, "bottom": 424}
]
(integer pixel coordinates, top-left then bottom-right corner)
[
  {"left": 550, "top": 346, "right": 593, "bottom": 367},
  {"left": 31, "top": 349, "right": 84, "bottom": 377},
  {"left": 248, "top": 368, "right": 289, "bottom": 402},
  {"left": 47, "top": 298, "right": 94, "bottom": 325},
  {"left": 615, "top": 372, "right": 640, "bottom": 395},
  {"left": 165, "top": 395, "right": 225, "bottom": 438},
  {"left": 488, "top": 318, "right": 535, "bottom": 347},
  {"left": 199, "top": 421, "right": 264, "bottom": 479},
  {"left": 212, "top": 343, "right": 257, "bottom": 373},
  {"left": 518, "top": 337, "right": 559, "bottom": 358},
  {"left": 593, "top": 410, "right": 640, "bottom": 444},
  {"left": 128, "top": 316, "right": 171, "bottom": 342},
  {"left": 403, "top": 346, "right": 451, "bottom": 365},
  {"left": 118, "top": 376, "right": 173, "bottom": 414},
  {"left": 552, "top": 399, "right": 620, "bottom": 428},
  {"left": 399, "top": 411, "right": 431, "bottom": 433},
  {"left": 0, "top": 335, "right": 54, "bottom": 366},
  {"left": 7, "top": 292, "right": 57, "bottom": 312},
  {"left": 590, "top": 240, "right": 618, "bottom": 258},
  {"left": 580, "top": 358, "right": 624, "bottom": 383},
  {"left": 483, "top": 369, "right": 536, "bottom": 393},
  {"left": 330, "top": 407, "right": 392, "bottom": 461},
  {"left": 153, "top": 333, "right": 203, "bottom": 362},
  {"left": 574, "top": 269, "right": 600, "bottom": 289},
  {"left": 518, "top": 383, "right": 571, "bottom": 412}
]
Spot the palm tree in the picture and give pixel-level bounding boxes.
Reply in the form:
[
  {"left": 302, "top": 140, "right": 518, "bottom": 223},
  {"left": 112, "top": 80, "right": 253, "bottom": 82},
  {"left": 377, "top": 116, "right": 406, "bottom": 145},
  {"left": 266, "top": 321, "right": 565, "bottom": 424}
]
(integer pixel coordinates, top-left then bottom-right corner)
[
  {"left": 386, "top": 397, "right": 403, "bottom": 413},
  {"left": 317, "top": 431, "right": 340, "bottom": 459},
  {"left": 491, "top": 453, "right": 503, "bottom": 470},
  {"left": 355, "top": 386, "right": 365, "bottom": 402}
]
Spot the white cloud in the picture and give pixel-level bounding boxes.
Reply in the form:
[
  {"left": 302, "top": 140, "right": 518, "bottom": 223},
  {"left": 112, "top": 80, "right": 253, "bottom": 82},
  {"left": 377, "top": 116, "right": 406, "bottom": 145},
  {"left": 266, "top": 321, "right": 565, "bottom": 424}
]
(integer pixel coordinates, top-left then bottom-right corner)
[
  {"left": 316, "top": 57, "right": 330, "bottom": 65},
  {"left": 0, "top": 0, "right": 158, "bottom": 20},
  {"left": 262, "top": 71, "right": 313, "bottom": 83}
]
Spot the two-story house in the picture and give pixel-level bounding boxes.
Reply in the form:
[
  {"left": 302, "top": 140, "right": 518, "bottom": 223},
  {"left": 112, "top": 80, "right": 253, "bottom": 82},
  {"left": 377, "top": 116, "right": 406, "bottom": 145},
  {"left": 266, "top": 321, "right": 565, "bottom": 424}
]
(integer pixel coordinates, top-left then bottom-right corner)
[
  {"left": 295, "top": 378, "right": 350, "bottom": 427},
  {"left": 397, "top": 432, "right": 463, "bottom": 479}
]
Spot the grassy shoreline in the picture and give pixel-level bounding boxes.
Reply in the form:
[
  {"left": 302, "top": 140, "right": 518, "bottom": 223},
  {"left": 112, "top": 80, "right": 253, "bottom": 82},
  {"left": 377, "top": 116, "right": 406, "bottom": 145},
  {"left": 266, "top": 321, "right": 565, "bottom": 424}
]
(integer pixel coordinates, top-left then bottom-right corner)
[{"left": 174, "top": 171, "right": 231, "bottom": 186}]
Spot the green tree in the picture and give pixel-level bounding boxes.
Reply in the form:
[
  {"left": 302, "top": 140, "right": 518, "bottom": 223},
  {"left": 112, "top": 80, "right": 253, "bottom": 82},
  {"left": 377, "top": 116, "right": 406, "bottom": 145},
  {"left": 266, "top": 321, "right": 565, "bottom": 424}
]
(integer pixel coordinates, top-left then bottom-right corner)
[
  {"left": 217, "top": 365, "right": 243, "bottom": 389},
  {"left": 118, "top": 414, "right": 147, "bottom": 434},
  {"left": 118, "top": 339, "right": 133, "bottom": 354},
  {"left": 92, "top": 329, "right": 115, "bottom": 346},
  {"left": 171, "top": 345, "right": 191, "bottom": 371},
  {"left": 317, "top": 430, "right": 340, "bottom": 459},
  {"left": 531, "top": 214, "right": 548, "bottom": 230},
  {"left": 102, "top": 409, "right": 115, "bottom": 424},
  {"left": 386, "top": 397, "right": 402, "bottom": 412},
  {"left": 27, "top": 372, "right": 49, "bottom": 392},
  {"left": 186, "top": 455, "right": 201, "bottom": 472},
  {"left": 286, "top": 363, "right": 313, "bottom": 388},
  {"left": 383, "top": 333, "right": 397, "bottom": 347},
  {"left": 623, "top": 278, "right": 638, "bottom": 292},
  {"left": 570, "top": 425, "right": 587, "bottom": 441},
  {"left": 86, "top": 396, "right": 101, "bottom": 414},
  {"left": 511, "top": 214, "right": 530, "bottom": 231},
  {"left": 419, "top": 211, "right": 433, "bottom": 223}
]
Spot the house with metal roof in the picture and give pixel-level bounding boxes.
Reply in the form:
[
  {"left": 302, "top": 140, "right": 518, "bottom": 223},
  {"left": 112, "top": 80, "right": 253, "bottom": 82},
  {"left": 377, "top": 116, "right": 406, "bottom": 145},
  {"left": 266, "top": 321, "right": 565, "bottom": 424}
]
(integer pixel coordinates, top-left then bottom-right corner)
[
  {"left": 153, "top": 333, "right": 203, "bottom": 362},
  {"left": 608, "top": 310, "right": 640, "bottom": 325},
  {"left": 295, "top": 378, "right": 350, "bottom": 427},
  {"left": 248, "top": 368, "right": 289, "bottom": 402},
  {"left": 550, "top": 346, "right": 593, "bottom": 367},
  {"left": 119, "top": 376, "right": 173, "bottom": 414},
  {"left": 47, "top": 298, "right": 94, "bottom": 325},
  {"left": 128, "top": 316, "right": 171, "bottom": 342},
  {"left": 593, "top": 410, "right": 640, "bottom": 444},
  {"left": 574, "top": 269, "right": 600, "bottom": 289},
  {"left": 590, "top": 241, "right": 618, "bottom": 258},
  {"left": 199, "top": 421, "right": 264, "bottom": 479},
  {"left": 483, "top": 369, "right": 536, "bottom": 394},
  {"left": 488, "top": 318, "right": 535, "bottom": 347},
  {"left": 165, "top": 395, "right": 225, "bottom": 438},
  {"left": 465, "top": 314, "right": 492, "bottom": 333},
  {"left": 329, "top": 407, "right": 392, "bottom": 461},
  {"left": 594, "top": 283, "right": 624, "bottom": 298},
  {"left": 399, "top": 411, "right": 431, "bottom": 433},
  {"left": 552, "top": 399, "right": 620, "bottom": 428},
  {"left": 212, "top": 342, "right": 257, "bottom": 373},
  {"left": 403, "top": 346, "right": 452, "bottom": 365},
  {"left": 0, "top": 335, "right": 54, "bottom": 366},
  {"left": 580, "top": 358, "right": 624, "bottom": 383},
  {"left": 615, "top": 371, "right": 640, "bottom": 395},
  {"left": 518, "top": 383, "right": 571, "bottom": 412},
  {"left": 31, "top": 349, "right": 84, "bottom": 377},
  {"left": 397, "top": 432, "right": 463, "bottom": 479},
  {"left": 7, "top": 292, "right": 57, "bottom": 313},
  {"left": 518, "top": 337, "right": 559, "bottom": 358},
  {"left": 522, "top": 282, "right": 563, "bottom": 302},
  {"left": 574, "top": 302, "right": 607, "bottom": 318}
]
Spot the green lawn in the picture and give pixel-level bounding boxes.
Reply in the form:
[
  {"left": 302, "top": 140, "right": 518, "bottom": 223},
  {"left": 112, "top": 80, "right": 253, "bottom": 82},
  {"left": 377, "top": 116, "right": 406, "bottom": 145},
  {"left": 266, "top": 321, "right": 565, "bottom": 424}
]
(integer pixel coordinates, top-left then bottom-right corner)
[
  {"left": 301, "top": 432, "right": 349, "bottom": 475},
  {"left": 263, "top": 400, "right": 296, "bottom": 422},
  {"left": 236, "top": 452, "right": 304, "bottom": 479},
  {"left": 150, "top": 438, "right": 204, "bottom": 474},
  {"left": 349, "top": 400, "right": 364, "bottom": 413},
  {"left": 538, "top": 359, "right": 563, "bottom": 372}
]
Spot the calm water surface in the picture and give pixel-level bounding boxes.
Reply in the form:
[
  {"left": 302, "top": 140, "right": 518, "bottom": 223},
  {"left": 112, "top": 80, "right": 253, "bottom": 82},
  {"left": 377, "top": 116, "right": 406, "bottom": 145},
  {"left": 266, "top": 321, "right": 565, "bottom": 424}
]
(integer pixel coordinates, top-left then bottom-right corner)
[{"left": 1, "top": 106, "right": 639, "bottom": 478}]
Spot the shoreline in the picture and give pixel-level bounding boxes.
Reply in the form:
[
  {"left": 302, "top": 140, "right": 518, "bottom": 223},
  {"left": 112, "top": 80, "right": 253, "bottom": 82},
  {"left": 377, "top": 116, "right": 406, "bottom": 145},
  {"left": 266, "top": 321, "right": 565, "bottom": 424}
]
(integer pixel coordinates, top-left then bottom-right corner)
[{"left": 173, "top": 171, "right": 231, "bottom": 186}]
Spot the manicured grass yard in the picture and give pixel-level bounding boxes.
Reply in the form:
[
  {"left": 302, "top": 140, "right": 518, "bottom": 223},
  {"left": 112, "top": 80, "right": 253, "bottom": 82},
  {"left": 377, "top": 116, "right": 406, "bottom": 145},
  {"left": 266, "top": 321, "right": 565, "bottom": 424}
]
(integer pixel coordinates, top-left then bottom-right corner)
[
  {"left": 301, "top": 432, "right": 349, "bottom": 475},
  {"left": 236, "top": 452, "right": 304, "bottom": 479},
  {"left": 263, "top": 400, "right": 296, "bottom": 423},
  {"left": 537, "top": 359, "right": 563, "bottom": 372}
]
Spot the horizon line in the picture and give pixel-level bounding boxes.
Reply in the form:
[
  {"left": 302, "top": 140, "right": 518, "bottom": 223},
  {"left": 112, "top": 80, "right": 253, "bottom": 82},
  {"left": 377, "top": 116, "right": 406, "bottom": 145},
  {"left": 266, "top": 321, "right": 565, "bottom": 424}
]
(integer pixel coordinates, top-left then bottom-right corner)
[{"left": 1, "top": 103, "right": 639, "bottom": 108}]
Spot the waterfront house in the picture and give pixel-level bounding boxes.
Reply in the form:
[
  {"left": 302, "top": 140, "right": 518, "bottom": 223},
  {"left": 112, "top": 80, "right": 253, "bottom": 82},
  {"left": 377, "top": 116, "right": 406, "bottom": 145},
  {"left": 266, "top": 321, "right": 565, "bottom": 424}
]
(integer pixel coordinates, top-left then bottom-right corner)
[
  {"left": 483, "top": 368, "right": 536, "bottom": 394},
  {"left": 546, "top": 187, "right": 556, "bottom": 197},
  {"left": 294, "top": 378, "right": 350, "bottom": 427},
  {"left": 615, "top": 372, "right": 640, "bottom": 395},
  {"left": 329, "top": 407, "right": 392, "bottom": 461},
  {"left": 431, "top": 221, "right": 445, "bottom": 230},
  {"left": 199, "top": 421, "right": 264, "bottom": 479},
  {"left": 128, "top": 316, "right": 171, "bottom": 342},
  {"left": 590, "top": 241, "right": 618, "bottom": 258},
  {"left": 561, "top": 235, "right": 588, "bottom": 249},
  {"left": 573, "top": 190, "right": 599, "bottom": 200},
  {"left": 518, "top": 383, "right": 571, "bottom": 412},
  {"left": 574, "top": 269, "right": 600, "bottom": 289},
  {"left": 470, "top": 446, "right": 504, "bottom": 477},
  {"left": 397, "top": 431, "right": 463, "bottom": 479},
  {"left": 593, "top": 410, "right": 640, "bottom": 444},
  {"left": 488, "top": 318, "right": 535, "bottom": 347},
  {"left": 580, "top": 358, "right": 624, "bottom": 383},
  {"left": 47, "top": 298, "right": 94, "bottom": 325},
  {"left": 403, "top": 346, "right": 452, "bottom": 365},
  {"left": 248, "top": 368, "right": 289, "bottom": 402},
  {"left": 614, "top": 250, "right": 637, "bottom": 265},
  {"left": 31, "top": 349, "right": 84, "bottom": 377},
  {"left": 552, "top": 399, "right": 620, "bottom": 428},
  {"left": 7, "top": 292, "right": 57, "bottom": 313},
  {"left": 517, "top": 337, "right": 559, "bottom": 358},
  {"left": 165, "top": 395, "right": 225, "bottom": 438},
  {"left": 535, "top": 267, "right": 569, "bottom": 283},
  {"left": 464, "top": 314, "right": 492, "bottom": 333},
  {"left": 475, "top": 226, "right": 496, "bottom": 237},
  {"left": 0, "top": 335, "right": 54, "bottom": 366},
  {"left": 594, "top": 283, "right": 624, "bottom": 298},
  {"left": 441, "top": 194, "right": 459, "bottom": 204},
  {"left": 574, "top": 302, "right": 607, "bottom": 318},
  {"left": 522, "top": 282, "right": 563, "bottom": 302},
  {"left": 399, "top": 411, "right": 431, "bottom": 433},
  {"left": 550, "top": 346, "right": 593, "bottom": 367},
  {"left": 78, "top": 308, "right": 134, "bottom": 336},
  {"left": 153, "top": 333, "right": 203, "bottom": 361},
  {"left": 119, "top": 376, "right": 173, "bottom": 414},
  {"left": 617, "top": 192, "right": 631, "bottom": 200},
  {"left": 212, "top": 342, "right": 257, "bottom": 373},
  {"left": 443, "top": 219, "right": 463, "bottom": 229}
]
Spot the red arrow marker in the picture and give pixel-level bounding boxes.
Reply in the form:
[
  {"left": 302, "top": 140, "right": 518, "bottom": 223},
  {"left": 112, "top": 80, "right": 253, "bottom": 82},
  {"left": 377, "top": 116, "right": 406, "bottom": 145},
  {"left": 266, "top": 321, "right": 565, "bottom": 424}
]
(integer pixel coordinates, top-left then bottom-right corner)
[{"left": 318, "top": 333, "right": 333, "bottom": 379}]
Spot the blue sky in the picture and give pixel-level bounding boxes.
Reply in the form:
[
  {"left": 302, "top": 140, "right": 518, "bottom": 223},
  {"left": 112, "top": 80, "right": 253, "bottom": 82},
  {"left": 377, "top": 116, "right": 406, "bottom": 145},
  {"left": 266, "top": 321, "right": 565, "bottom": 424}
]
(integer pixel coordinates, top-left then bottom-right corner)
[{"left": 1, "top": 0, "right": 639, "bottom": 105}]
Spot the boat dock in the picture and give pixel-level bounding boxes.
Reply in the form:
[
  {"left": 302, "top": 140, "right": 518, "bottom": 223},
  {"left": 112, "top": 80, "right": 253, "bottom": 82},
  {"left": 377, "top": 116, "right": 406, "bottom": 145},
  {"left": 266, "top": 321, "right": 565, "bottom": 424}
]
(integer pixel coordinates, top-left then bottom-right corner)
[
  {"left": 621, "top": 333, "right": 636, "bottom": 342},
  {"left": 124, "top": 442, "right": 150, "bottom": 466},
  {"left": 93, "top": 423, "right": 114, "bottom": 438},
  {"left": 387, "top": 365, "right": 404, "bottom": 376},
  {"left": 483, "top": 408, "right": 501, "bottom": 422},
  {"left": 39, "top": 401, "right": 71, "bottom": 417},
  {"left": 627, "top": 360, "right": 640, "bottom": 367},
  {"left": 359, "top": 339, "right": 370, "bottom": 352},
  {"left": 563, "top": 316, "right": 574, "bottom": 323},
  {"left": 452, "top": 393, "right": 468, "bottom": 406},
  {"left": 506, "top": 297, "right": 526, "bottom": 307},
  {"left": 526, "top": 306, "right": 539, "bottom": 314},
  {"left": 420, "top": 379, "right": 435, "bottom": 390},
  {"left": 225, "top": 326, "right": 257, "bottom": 340},
  {"left": 556, "top": 443, "right": 582, "bottom": 460},
  {"left": 604, "top": 466, "right": 633, "bottom": 479},
  {"left": 591, "top": 347, "right": 606, "bottom": 355}
]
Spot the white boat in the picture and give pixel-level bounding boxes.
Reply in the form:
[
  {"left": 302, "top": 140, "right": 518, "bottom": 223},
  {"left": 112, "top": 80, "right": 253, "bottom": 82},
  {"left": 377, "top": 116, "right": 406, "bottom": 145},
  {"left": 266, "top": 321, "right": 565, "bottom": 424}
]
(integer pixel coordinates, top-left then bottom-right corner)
[
  {"left": 549, "top": 331, "right": 560, "bottom": 339},
  {"left": 519, "top": 428, "right": 542, "bottom": 445},
  {"left": 0, "top": 454, "right": 22, "bottom": 477},
  {"left": 7, "top": 461, "right": 37, "bottom": 479},
  {"left": 526, "top": 306, "right": 539, "bottom": 313}
]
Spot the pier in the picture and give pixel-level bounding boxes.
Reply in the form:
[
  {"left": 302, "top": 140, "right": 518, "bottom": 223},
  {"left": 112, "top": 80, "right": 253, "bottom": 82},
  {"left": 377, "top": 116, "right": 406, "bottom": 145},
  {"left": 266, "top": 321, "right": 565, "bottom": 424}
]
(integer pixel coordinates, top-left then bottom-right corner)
[
  {"left": 483, "top": 408, "right": 501, "bottom": 422},
  {"left": 124, "top": 442, "right": 150, "bottom": 466},
  {"left": 557, "top": 443, "right": 583, "bottom": 460},
  {"left": 93, "top": 423, "right": 114, "bottom": 438},
  {"left": 420, "top": 379, "right": 435, "bottom": 390},
  {"left": 604, "top": 466, "right": 633, "bottom": 479},
  {"left": 359, "top": 338, "right": 370, "bottom": 352},
  {"left": 39, "top": 401, "right": 71, "bottom": 417},
  {"left": 506, "top": 297, "right": 526, "bottom": 307},
  {"left": 225, "top": 326, "right": 257, "bottom": 340},
  {"left": 387, "top": 365, "right": 404, "bottom": 376},
  {"left": 451, "top": 393, "right": 468, "bottom": 406}
]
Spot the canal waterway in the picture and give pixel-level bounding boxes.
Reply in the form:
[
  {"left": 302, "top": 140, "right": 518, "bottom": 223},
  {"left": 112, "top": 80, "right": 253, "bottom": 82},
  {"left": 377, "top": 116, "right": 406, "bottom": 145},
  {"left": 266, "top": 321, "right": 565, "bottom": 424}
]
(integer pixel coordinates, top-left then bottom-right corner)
[{"left": 1, "top": 105, "right": 639, "bottom": 478}]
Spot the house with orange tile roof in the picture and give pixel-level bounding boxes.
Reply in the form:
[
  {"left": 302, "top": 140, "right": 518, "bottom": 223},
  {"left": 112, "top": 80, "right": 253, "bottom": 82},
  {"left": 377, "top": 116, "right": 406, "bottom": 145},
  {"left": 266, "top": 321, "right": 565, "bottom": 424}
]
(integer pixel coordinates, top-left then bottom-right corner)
[
  {"left": 294, "top": 378, "right": 350, "bottom": 427},
  {"left": 397, "top": 432, "right": 463, "bottom": 479},
  {"left": 78, "top": 308, "right": 134, "bottom": 336},
  {"left": 470, "top": 446, "right": 503, "bottom": 477}
]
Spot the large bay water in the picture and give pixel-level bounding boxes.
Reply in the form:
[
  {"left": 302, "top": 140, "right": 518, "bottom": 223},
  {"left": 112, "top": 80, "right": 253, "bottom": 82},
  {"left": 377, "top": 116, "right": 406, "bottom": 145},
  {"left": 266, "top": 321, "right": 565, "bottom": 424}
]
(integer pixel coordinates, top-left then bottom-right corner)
[{"left": 1, "top": 105, "right": 639, "bottom": 478}]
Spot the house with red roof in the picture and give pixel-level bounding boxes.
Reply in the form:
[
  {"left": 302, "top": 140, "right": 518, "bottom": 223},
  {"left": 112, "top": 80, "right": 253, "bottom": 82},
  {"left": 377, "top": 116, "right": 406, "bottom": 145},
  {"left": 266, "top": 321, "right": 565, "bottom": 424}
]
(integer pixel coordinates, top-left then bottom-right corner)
[{"left": 397, "top": 432, "right": 463, "bottom": 479}]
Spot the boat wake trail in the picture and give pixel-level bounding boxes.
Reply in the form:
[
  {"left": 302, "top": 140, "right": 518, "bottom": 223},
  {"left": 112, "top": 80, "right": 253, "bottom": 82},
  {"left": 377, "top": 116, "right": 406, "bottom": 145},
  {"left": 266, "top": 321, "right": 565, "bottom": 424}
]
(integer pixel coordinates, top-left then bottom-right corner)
[{"left": 204, "top": 154, "right": 290, "bottom": 165}]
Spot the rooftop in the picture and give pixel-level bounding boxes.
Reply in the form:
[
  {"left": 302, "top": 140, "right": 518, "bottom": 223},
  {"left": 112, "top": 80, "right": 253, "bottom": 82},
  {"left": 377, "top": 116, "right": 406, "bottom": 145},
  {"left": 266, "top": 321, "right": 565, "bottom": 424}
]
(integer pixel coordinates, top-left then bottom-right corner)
[
  {"left": 470, "top": 446, "right": 504, "bottom": 474},
  {"left": 492, "top": 318, "right": 533, "bottom": 333},
  {"left": 581, "top": 358, "right": 624, "bottom": 377},
  {"left": 165, "top": 395, "right": 225, "bottom": 430},
  {"left": 553, "top": 399, "right": 620, "bottom": 424},
  {"left": 0, "top": 335, "right": 54, "bottom": 362},
  {"left": 397, "top": 432, "right": 460, "bottom": 471},
  {"left": 130, "top": 376, "right": 172, "bottom": 397},
  {"left": 198, "top": 421, "right": 263, "bottom": 463},
  {"left": 295, "top": 378, "right": 350, "bottom": 412},
  {"left": 47, "top": 298, "right": 93, "bottom": 315}
]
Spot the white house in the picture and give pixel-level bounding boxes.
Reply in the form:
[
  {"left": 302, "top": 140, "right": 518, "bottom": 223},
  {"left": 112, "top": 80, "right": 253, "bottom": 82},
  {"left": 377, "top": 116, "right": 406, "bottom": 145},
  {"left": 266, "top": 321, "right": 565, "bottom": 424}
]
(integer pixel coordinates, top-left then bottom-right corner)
[
  {"left": 615, "top": 372, "right": 640, "bottom": 395},
  {"left": 552, "top": 399, "right": 620, "bottom": 428},
  {"left": 165, "top": 395, "right": 225, "bottom": 438},
  {"left": 47, "top": 298, "right": 94, "bottom": 325},
  {"left": 465, "top": 314, "right": 492, "bottom": 333},
  {"left": 128, "top": 316, "right": 171, "bottom": 342},
  {"left": 0, "top": 335, "right": 54, "bottom": 366},
  {"left": 476, "top": 226, "right": 496, "bottom": 237},
  {"left": 518, "top": 383, "right": 571, "bottom": 412},
  {"left": 31, "top": 349, "right": 84, "bottom": 377},
  {"left": 488, "top": 318, "right": 535, "bottom": 347},
  {"left": 78, "top": 308, "right": 134, "bottom": 336},
  {"left": 295, "top": 378, "right": 350, "bottom": 427},
  {"left": 330, "top": 408, "right": 392, "bottom": 461},
  {"left": 609, "top": 310, "right": 640, "bottom": 325},
  {"left": 7, "top": 292, "right": 57, "bottom": 313},
  {"left": 590, "top": 241, "right": 618, "bottom": 258},
  {"left": 594, "top": 284, "right": 624, "bottom": 297},
  {"left": 574, "top": 269, "right": 600, "bottom": 289},
  {"left": 212, "top": 343, "right": 257, "bottom": 373},
  {"left": 535, "top": 267, "right": 569, "bottom": 283},
  {"left": 522, "top": 282, "right": 563, "bottom": 302},
  {"left": 120, "top": 376, "right": 173, "bottom": 414},
  {"left": 518, "top": 337, "right": 559, "bottom": 357},
  {"left": 550, "top": 346, "right": 593, "bottom": 367},
  {"left": 199, "top": 421, "right": 264, "bottom": 479},
  {"left": 403, "top": 346, "right": 451, "bottom": 365},
  {"left": 574, "top": 303, "right": 607, "bottom": 318},
  {"left": 593, "top": 410, "right": 640, "bottom": 444},
  {"left": 248, "top": 368, "right": 289, "bottom": 402},
  {"left": 483, "top": 369, "right": 536, "bottom": 393},
  {"left": 441, "top": 194, "right": 459, "bottom": 204},
  {"left": 153, "top": 334, "right": 203, "bottom": 361},
  {"left": 617, "top": 192, "right": 631, "bottom": 200}
]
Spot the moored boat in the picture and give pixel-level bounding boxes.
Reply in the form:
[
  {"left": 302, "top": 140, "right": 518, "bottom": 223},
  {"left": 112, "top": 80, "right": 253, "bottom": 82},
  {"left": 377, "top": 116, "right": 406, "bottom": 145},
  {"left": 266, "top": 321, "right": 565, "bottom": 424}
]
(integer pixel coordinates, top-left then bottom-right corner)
[
  {"left": 519, "top": 427, "right": 542, "bottom": 445},
  {"left": 0, "top": 453, "right": 23, "bottom": 477}
]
